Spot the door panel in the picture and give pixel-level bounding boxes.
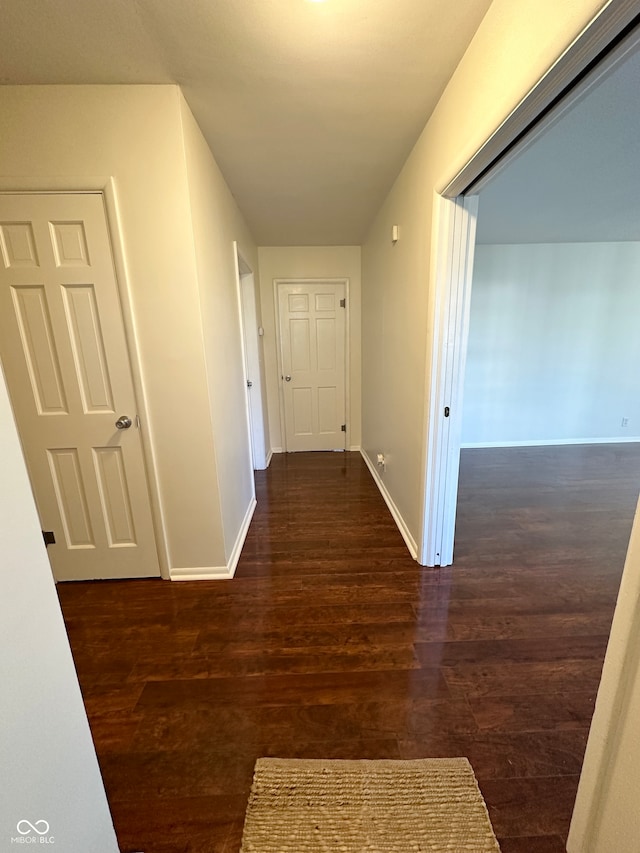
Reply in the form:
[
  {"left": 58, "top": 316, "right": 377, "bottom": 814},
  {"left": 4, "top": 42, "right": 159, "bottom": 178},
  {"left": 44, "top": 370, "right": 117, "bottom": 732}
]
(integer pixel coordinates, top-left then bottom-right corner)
[
  {"left": 290, "top": 318, "right": 311, "bottom": 371},
  {"left": 292, "top": 387, "right": 313, "bottom": 436},
  {"left": 278, "top": 281, "right": 346, "bottom": 452},
  {"left": 318, "top": 386, "right": 337, "bottom": 433},
  {"left": 50, "top": 220, "right": 91, "bottom": 267},
  {"left": 0, "top": 221, "right": 40, "bottom": 266},
  {"left": 316, "top": 318, "right": 336, "bottom": 370},
  {"left": 48, "top": 447, "right": 95, "bottom": 548},
  {"left": 93, "top": 446, "right": 137, "bottom": 547},
  {"left": 63, "top": 284, "right": 115, "bottom": 412},
  {"left": 12, "top": 284, "right": 69, "bottom": 413},
  {"left": 0, "top": 192, "right": 159, "bottom": 580}
]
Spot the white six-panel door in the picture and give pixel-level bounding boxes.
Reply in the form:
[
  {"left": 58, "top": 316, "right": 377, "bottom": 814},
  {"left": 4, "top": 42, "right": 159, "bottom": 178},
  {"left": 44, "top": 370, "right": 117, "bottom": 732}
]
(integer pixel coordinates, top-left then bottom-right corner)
[
  {"left": 277, "top": 281, "right": 346, "bottom": 452},
  {"left": 0, "top": 192, "right": 159, "bottom": 581}
]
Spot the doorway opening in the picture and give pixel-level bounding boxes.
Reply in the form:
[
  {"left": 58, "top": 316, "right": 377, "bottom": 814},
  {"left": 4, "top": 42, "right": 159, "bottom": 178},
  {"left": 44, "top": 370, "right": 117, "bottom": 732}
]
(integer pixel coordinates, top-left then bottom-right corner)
[
  {"left": 234, "top": 243, "right": 269, "bottom": 471},
  {"left": 421, "top": 13, "right": 640, "bottom": 568}
]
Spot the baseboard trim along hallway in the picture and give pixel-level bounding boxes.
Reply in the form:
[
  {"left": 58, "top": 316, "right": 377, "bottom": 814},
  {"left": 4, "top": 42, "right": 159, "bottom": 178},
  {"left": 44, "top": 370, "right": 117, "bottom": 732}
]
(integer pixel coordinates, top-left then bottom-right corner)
[
  {"left": 360, "top": 448, "right": 418, "bottom": 560},
  {"left": 170, "top": 497, "right": 257, "bottom": 581}
]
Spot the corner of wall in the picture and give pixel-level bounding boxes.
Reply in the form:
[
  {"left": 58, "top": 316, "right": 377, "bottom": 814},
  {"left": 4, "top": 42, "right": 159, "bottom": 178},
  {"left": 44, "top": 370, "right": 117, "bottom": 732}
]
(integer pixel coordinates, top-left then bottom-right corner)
[{"left": 170, "top": 496, "right": 257, "bottom": 581}]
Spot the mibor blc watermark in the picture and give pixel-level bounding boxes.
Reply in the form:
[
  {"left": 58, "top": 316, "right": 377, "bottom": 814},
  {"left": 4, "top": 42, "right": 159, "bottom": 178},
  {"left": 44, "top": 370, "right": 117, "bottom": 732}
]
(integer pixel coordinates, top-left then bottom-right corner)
[{"left": 11, "top": 820, "right": 55, "bottom": 845}]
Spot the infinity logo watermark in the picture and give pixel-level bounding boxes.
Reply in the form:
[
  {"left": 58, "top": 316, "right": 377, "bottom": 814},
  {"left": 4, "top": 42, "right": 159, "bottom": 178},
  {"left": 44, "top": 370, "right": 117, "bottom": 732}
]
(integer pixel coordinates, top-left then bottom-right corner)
[
  {"left": 17, "top": 822, "right": 50, "bottom": 836},
  {"left": 11, "top": 820, "right": 54, "bottom": 844}
]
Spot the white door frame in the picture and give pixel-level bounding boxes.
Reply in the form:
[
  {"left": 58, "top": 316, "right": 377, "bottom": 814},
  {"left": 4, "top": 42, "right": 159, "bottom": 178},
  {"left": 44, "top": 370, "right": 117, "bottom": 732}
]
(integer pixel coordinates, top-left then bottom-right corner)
[
  {"left": 420, "top": 194, "right": 478, "bottom": 566},
  {"left": 234, "top": 242, "right": 267, "bottom": 471},
  {"left": 419, "top": 4, "right": 640, "bottom": 568},
  {"left": 274, "top": 277, "right": 350, "bottom": 452},
  {"left": 0, "top": 179, "right": 169, "bottom": 579}
]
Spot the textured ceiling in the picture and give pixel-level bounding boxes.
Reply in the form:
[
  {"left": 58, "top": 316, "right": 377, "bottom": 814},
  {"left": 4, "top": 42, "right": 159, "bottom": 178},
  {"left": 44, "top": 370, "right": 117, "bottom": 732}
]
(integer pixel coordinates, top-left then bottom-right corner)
[
  {"left": 476, "top": 38, "right": 640, "bottom": 244},
  {"left": 0, "top": 0, "right": 493, "bottom": 245}
]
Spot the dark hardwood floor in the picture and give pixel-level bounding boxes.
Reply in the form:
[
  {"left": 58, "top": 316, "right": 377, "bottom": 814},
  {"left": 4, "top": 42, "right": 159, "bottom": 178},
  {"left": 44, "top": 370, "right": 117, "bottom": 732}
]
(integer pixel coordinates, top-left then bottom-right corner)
[{"left": 56, "top": 444, "right": 640, "bottom": 853}]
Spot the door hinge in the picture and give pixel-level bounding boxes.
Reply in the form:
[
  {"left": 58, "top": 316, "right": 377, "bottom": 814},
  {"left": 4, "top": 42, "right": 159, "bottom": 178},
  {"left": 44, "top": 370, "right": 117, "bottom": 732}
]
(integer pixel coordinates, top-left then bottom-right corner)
[
  {"left": 340, "top": 298, "right": 346, "bottom": 308},
  {"left": 444, "top": 406, "right": 450, "bottom": 418},
  {"left": 42, "top": 530, "right": 56, "bottom": 547},
  {"left": 341, "top": 424, "right": 346, "bottom": 432}
]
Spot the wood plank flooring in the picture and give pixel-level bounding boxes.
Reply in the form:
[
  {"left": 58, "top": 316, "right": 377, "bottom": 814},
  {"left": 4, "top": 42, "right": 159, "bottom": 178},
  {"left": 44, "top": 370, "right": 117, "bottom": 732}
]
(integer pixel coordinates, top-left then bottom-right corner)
[{"left": 57, "top": 444, "right": 640, "bottom": 853}]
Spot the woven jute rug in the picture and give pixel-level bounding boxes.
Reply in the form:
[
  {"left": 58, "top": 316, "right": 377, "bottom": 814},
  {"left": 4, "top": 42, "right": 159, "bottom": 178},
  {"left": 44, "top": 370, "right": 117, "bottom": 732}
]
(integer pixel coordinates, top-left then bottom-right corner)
[{"left": 240, "top": 757, "right": 501, "bottom": 852}]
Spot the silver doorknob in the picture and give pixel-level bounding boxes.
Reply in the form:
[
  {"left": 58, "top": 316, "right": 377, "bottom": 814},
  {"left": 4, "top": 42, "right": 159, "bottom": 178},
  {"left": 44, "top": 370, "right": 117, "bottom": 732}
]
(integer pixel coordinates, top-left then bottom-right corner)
[
  {"left": 115, "top": 415, "right": 132, "bottom": 430},
  {"left": 285, "top": 375, "right": 292, "bottom": 382}
]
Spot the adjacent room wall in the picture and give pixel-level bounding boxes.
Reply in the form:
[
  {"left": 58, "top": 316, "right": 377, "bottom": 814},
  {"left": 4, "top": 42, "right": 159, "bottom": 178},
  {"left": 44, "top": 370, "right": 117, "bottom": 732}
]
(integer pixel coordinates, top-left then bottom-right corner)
[
  {"left": 0, "top": 365, "right": 119, "bottom": 852},
  {"left": 0, "top": 85, "right": 257, "bottom": 577},
  {"left": 258, "top": 246, "right": 362, "bottom": 452},
  {"left": 361, "top": 0, "right": 608, "bottom": 552},
  {"left": 462, "top": 242, "right": 640, "bottom": 446},
  {"left": 179, "top": 94, "right": 259, "bottom": 570}
]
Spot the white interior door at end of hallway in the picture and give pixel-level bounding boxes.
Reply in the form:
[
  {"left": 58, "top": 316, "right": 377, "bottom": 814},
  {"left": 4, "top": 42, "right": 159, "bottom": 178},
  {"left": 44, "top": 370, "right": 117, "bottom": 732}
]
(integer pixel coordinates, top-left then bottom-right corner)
[
  {"left": 277, "top": 281, "right": 347, "bottom": 452},
  {"left": 0, "top": 192, "right": 160, "bottom": 581}
]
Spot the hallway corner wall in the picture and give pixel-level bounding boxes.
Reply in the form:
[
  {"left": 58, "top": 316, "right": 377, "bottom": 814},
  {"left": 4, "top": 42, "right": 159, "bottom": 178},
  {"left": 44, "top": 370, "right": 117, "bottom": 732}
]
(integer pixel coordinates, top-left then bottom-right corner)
[
  {"left": 179, "top": 93, "right": 260, "bottom": 572},
  {"left": 0, "top": 85, "right": 227, "bottom": 574}
]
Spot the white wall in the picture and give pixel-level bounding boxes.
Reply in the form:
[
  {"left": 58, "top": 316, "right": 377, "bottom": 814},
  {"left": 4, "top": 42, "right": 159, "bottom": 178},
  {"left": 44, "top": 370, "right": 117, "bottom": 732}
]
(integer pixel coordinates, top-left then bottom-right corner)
[
  {"left": 462, "top": 242, "right": 640, "bottom": 446},
  {"left": 0, "top": 85, "right": 257, "bottom": 577},
  {"left": 568, "top": 496, "right": 640, "bottom": 852},
  {"left": 257, "top": 246, "right": 362, "bottom": 452},
  {"left": 0, "top": 365, "right": 119, "bottom": 852},
  {"left": 361, "top": 0, "right": 609, "bottom": 551},
  {"left": 179, "top": 95, "right": 259, "bottom": 568}
]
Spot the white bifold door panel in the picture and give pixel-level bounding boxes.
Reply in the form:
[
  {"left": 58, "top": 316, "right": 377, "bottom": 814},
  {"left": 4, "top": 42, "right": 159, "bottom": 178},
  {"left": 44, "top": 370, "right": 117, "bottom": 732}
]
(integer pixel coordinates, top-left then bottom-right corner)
[
  {"left": 277, "top": 281, "right": 346, "bottom": 452},
  {"left": 0, "top": 192, "right": 159, "bottom": 581}
]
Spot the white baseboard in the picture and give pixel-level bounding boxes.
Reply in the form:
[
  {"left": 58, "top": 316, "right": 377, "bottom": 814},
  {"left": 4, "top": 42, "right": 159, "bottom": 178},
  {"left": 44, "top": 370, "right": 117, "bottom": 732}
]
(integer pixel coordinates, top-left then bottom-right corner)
[
  {"left": 265, "top": 449, "right": 273, "bottom": 467},
  {"left": 360, "top": 449, "right": 418, "bottom": 560},
  {"left": 170, "top": 497, "right": 257, "bottom": 581},
  {"left": 170, "top": 565, "right": 232, "bottom": 581},
  {"left": 271, "top": 446, "right": 361, "bottom": 454},
  {"left": 226, "top": 496, "right": 257, "bottom": 577},
  {"left": 461, "top": 437, "right": 640, "bottom": 449}
]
